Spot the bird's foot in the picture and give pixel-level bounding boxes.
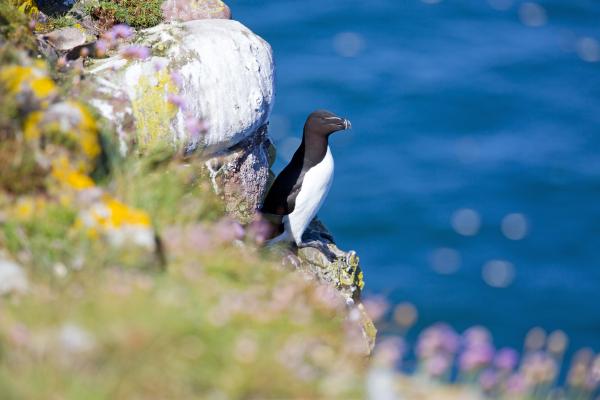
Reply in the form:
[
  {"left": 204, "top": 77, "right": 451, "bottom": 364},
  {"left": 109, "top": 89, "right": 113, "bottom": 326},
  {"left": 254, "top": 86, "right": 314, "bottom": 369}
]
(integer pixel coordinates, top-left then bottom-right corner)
[{"left": 297, "top": 240, "right": 337, "bottom": 262}]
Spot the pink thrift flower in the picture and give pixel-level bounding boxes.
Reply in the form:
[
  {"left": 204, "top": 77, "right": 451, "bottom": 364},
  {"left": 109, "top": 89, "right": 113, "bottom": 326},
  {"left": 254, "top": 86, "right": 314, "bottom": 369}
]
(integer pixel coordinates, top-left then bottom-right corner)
[
  {"left": 247, "top": 213, "right": 276, "bottom": 244},
  {"left": 185, "top": 116, "right": 208, "bottom": 138},
  {"left": 101, "top": 30, "right": 116, "bottom": 43},
  {"left": 167, "top": 94, "right": 187, "bottom": 110},
  {"left": 153, "top": 59, "right": 169, "bottom": 72},
  {"left": 479, "top": 369, "right": 498, "bottom": 391},
  {"left": 121, "top": 45, "right": 151, "bottom": 60},
  {"left": 506, "top": 373, "right": 528, "bottom": 395},
  {"left": 95, "top": 40, "right": 109, "bottom": 57},
  {"left": 110, "top": 24, "right": 134, "bottom": 39},
  {"left": 170, "top": 71, "right": 184, "bottom": 88},
  {"left": 363, "top": 296, "right": 389, "bottom": 322},
  {"left": 459, "top": 342, "right": 495, "bottom": 372},
  {"left": 214, "top": 219, "right": 245, "bottom": 243},
  {"left": 495, "top": 347, "right": 519, "bottom": 371},
  {"left": 426, "top": 354, "right": 451, "bottom": 377}
]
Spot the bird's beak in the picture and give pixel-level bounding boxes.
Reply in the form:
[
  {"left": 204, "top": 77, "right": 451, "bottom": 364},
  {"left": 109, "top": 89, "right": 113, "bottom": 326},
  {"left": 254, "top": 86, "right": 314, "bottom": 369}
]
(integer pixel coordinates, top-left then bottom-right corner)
[{"left": 343, "top": 118, "right": 352, "bottom": 130}]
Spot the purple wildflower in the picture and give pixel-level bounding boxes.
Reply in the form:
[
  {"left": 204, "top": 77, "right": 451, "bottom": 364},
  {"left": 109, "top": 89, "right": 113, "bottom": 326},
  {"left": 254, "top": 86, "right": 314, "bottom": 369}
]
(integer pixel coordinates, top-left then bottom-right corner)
[
  {"left": 463, "top": 326, "right": 492, "bottom": 347},
  {"left": 167, "top": 94, "right": 187, "bottom": 110},
  {"left": 101, "top": 30, "right": 116, "bottom": 42},
  {"left": 374, "top": 337, "right": 405, "bottom": 367},
  {"left": 495, "top": 347, "right": 519, "bottom": 371},
  {"left": 479, "top": 369, "right": 498, "bottom": 391},
  {"left": 506, "top": 373, "right": 528, "bottom": 395},
  {"left": 170, "top": 71, "right": 184, "bottom": 88},
  {"left": 246, "top": 213, "right": 276, "bottom": 245},
  {"left": 121, "top": 45, "right": 151, "bottom": 60},
  {"left": 214, "top": 219, "right": 245, "bottom": 243},
  {"left": 95, "top": 39, "right": 109, "bottom": 57},
  {"left": 416, "top": 323, "right": 459, "bottom": 359},
  {"left": 363, "top": 296, "right": 389, "bottom": 322},
  {"left": 459, "top": 342, "right": 495, "bottom": 372},
  {"left": 110, "top": 24, "right": 134, "bottom": 39},
  {"left": 185, "top": 116, "right": 208, "bottom": 138},
  {"left": 426, "top": 353, "right": 451, "bottom": 377},
  {"left": 153, "top": 59, "right": 169, "bottom": 72}
]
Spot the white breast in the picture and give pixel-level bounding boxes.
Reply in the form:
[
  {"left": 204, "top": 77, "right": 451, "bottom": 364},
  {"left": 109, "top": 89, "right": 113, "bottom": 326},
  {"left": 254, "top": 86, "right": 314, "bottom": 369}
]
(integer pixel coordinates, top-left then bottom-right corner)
[{"left": 284, "top": 146, "right": 335, "bottom": 245}]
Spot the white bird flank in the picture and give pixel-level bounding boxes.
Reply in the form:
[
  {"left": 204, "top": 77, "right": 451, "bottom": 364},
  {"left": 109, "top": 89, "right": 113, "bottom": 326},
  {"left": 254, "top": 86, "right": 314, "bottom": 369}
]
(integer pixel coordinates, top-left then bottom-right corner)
[{"left": 284, "top": 146, "right": 335, "bottom": 245}]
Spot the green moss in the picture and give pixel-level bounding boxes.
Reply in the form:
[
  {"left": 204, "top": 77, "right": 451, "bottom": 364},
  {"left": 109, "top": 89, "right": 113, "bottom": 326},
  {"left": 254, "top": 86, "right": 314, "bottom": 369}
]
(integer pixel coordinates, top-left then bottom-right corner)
[
  {"left": 93, "top": 0, "right": 164, "bottom": 29},
  {"left": 0, "top": 1, "right": 37, "bottom": 53},
  {"left": 44, "top": 14, "right": 78, "bottom": 30}
]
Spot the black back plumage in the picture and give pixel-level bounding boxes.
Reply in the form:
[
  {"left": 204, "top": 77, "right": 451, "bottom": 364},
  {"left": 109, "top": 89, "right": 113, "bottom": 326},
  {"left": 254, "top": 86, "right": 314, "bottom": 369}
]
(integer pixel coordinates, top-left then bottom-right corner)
[
  {"left": 261, "top": 143, "right": 306, "bottom": 215},
  {"left": 261, "top": 110, "right": 351, "bottom": 217}
]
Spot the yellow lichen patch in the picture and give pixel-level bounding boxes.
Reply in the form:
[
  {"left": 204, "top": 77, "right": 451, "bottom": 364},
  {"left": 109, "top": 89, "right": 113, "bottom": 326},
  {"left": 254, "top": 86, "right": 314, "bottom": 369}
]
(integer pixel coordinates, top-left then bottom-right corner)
[
  {"left": 51, "top": 156, "right": 95, "bottom": 190},
  {"left": 23, "top": 111, "right": 43, "bottom": 140},
  {"left": 131, "top": 69, "right": 178, "bottom": 152},
  {"left": 0, "top": 65, "right": 57, "bottom": 101},
  {"left": 357, "top": 271, "right": 365, "bottom": 291},
  {"left": 23, "top": 102, "right": 101, "bottom": 174},
  {"left": 66, "top": 101, "right": 101, "bottom": 161},
  {"left": 31, "top": 76, "right": 56, "bottom": 98}
]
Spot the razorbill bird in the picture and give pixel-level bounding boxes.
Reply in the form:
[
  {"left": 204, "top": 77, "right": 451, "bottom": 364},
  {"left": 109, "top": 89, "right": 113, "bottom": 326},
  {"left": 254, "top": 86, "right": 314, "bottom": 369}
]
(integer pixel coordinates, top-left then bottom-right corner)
[{"left": 261, "top": 110, "right": 351, "bottom": 250}]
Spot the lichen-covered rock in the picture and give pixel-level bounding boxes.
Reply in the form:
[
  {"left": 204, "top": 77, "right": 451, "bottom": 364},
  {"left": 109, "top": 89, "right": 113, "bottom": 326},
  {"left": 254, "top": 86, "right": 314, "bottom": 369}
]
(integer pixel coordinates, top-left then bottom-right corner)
[
  {"left": 295, "top": 219, "right": 365, "bottom": 302},
  {"left": 291, "top": 219, "right": 376, "bottom": 351},
  {"left": 0, "top": 62, "right": 58, "bottom": 108},
  {"left": 205, "top": 125, "right": 275, "bottom": 222},
  {"left": 162, "top": 0, "right": 232, "bottom": 22},
  {"left": 87, "top": 19, "right": 274, "bottom": 155}
]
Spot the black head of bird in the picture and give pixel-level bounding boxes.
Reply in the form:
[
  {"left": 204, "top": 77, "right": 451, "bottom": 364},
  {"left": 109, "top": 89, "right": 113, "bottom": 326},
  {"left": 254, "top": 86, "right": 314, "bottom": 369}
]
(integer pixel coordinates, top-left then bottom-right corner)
[{"left": 304, "top": 110, "right": 352, "bottom": 137}]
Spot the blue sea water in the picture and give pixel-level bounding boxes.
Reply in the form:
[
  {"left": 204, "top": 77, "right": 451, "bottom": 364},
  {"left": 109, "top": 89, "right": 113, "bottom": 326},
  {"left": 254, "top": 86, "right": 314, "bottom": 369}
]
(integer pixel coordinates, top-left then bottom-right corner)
[{"left": 232, "top": 0, "right": 600, "bottom": 355}]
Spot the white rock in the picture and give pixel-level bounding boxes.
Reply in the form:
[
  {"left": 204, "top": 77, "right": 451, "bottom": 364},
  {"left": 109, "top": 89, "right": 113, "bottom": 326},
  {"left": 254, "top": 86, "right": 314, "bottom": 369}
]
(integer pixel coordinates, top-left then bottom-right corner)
[
  {"left": 87, "top": 19, "right": 275, "bottom": 155},
  {"left": 0, "top": 258, "right": 28, "bottom": 295}
]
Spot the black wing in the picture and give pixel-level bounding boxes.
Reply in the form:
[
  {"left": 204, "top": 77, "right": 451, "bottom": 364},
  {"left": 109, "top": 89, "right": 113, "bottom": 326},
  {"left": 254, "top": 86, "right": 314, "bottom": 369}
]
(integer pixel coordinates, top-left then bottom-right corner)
[{"left": 261, "top": 146, "right": 305, "bottom": 215}]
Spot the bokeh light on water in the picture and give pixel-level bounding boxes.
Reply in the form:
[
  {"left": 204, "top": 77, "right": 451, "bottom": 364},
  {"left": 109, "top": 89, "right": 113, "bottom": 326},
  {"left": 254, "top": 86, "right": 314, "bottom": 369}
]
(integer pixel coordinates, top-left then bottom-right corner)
[
  {"left": 482, "top": 260, "right": 515, "bottom": 288},
  {"left": 501, "top": 213, "right": 529, "bottom": 241}
]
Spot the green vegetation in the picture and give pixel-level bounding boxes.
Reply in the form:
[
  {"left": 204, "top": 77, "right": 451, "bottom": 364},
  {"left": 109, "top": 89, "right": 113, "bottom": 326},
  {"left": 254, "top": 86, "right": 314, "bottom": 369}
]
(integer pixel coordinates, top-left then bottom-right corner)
[
  {"left": 92, "top": 0, "right": 164, "bottom": 29},
  {"left": 0, "top": 1, "right": 37, "bottom": 52}
]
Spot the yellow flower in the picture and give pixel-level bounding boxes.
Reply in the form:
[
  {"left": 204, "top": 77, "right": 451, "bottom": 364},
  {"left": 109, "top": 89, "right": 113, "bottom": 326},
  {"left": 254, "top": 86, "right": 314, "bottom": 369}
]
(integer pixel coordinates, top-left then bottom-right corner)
[
  {"left": 102, "top": 195, "right": 151, "bottom": 228},
  {"left": 14, "top": 196, "right": 46, "bottom": 221},
  {"left": 51, "top": 156, "right": 95, "bottom": 190},
  {"left": 15, "top": 198, "right": 34, "bottom": 220}
]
